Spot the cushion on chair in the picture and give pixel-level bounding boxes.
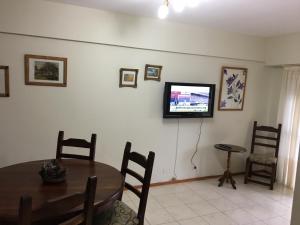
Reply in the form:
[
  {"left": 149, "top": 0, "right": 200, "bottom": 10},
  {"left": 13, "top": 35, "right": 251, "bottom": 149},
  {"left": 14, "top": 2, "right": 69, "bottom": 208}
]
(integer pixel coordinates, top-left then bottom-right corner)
[
  {"left": 249, "top": 153, "right": 277, "bottom": 164},
  {"left": 94, "top": 200, "right": 139, "bottom": 225}
]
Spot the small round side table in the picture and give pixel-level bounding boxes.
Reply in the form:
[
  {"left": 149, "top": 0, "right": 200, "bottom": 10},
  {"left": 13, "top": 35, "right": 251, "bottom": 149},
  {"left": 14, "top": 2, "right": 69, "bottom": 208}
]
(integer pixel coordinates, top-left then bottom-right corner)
[{"left": 215, "top": 144, "right": 246, "bottom": 189}]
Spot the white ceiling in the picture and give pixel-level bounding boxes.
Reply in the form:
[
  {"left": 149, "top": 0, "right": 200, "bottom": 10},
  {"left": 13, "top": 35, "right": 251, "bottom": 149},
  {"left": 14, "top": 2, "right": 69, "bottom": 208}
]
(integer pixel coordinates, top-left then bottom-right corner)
[{"left": 47, "top": 0, "right": 300, "bottom": 37}]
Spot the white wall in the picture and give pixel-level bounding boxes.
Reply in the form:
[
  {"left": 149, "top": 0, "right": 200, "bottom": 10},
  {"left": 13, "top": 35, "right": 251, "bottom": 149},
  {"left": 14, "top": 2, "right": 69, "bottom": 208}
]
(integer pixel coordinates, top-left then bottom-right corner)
[
  {"left": 266, "top": 33, "right": 300, "bottom": 66},
  {"left": 0, "top": 0, "right": 281, "bottom": 183},
  {"left": 0, "top": 0, "right": 265, "bottom": 62}
]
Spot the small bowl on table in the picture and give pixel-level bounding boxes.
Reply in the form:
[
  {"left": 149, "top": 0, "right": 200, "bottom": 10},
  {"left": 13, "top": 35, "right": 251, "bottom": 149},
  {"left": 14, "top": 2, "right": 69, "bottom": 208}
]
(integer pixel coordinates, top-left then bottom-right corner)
[{"left": 39, "top": 159, "right": 66, "bottom": 184}]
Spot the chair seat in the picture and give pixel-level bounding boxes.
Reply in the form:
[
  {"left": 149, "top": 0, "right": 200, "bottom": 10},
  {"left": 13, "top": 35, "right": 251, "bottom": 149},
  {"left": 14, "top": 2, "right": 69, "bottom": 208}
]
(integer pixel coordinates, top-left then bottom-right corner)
[
  {"left": 249, "top": 153, "right": 277, "bottom": 164},
  {"left": 94, "top": 200, "right": 139, "bottom": 225}
]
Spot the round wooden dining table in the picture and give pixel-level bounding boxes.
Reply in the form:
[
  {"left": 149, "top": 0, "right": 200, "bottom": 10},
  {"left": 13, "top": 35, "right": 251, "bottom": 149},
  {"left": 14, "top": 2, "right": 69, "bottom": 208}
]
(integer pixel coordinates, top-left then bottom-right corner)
[{"left": 0, "top": 159, "right": 124, "bottom": 225}]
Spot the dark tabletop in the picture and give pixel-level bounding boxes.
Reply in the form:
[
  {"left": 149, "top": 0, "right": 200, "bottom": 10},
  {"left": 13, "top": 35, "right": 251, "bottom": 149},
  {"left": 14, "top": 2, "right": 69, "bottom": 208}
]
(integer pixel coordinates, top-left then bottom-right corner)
[
  {"left": 214, "top": 144, "right": 247, "bottom": 153},
  {"left": 0, "top": 159, "right": 124, "bottom": 224}
]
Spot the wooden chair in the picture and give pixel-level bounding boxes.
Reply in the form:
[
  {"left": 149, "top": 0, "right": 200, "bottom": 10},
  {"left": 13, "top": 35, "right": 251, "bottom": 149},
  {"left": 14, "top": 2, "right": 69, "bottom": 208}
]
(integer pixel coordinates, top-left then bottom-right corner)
[
  {"left": 94, "top": 142, "right": 155, "bottom": 225},
  {"left": 244, "top": 121, "right": 282, "bottom": 190},
  {"left": 56, "top": 131, "right": 97, "bottom": 161},
  {"left": 19, "top": 176, "right": 97, "bottom": 225}
]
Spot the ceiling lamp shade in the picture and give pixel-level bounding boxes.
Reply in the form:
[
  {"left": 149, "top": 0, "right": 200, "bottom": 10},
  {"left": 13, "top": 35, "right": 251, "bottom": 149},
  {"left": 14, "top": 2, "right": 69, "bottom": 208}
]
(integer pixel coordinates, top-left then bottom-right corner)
[
  {"left": 158, "top": 0, "right": 202, "bottom": 19},
  {"left": 158, "top": 3, "right": 169, "bottom": 19},
  {"left": 172, "top": 0, "right": 186, "bottom": 12}
]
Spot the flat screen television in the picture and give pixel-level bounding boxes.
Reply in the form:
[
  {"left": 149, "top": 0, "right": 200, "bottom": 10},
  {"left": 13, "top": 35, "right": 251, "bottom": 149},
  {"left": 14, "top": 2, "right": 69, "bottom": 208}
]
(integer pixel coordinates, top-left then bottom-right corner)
[{"left": 163, "top": 82, "right": 215, "bottom": 118}]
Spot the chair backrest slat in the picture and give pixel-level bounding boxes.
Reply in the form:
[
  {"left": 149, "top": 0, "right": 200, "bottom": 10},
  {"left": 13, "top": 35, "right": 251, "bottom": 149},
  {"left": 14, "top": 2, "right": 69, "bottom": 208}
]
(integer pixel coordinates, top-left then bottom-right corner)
[
  {"left": 129, "top": 152, "right": 147, "bottom": 168},
  {"left": 56, "top": 131, "right": 97, "bottom": 161},
  {"left": 19, "top": 176, "right": 97, "bottom": 225},
  {"left": 251, "top": 121, "right": 282, "bottom": 157},
  {"left": 255, "top": 126, "right": 279, "bottom": 132},
  {"left": 62, "top": 139, "right": 91, "bottom": 148},
  {"left": 254, "top": 135, "right": 278, "bottom": 141},
  {"left": 33, "top": 193, "right": 85, "bottom": 220},
  {"left": 58, "top": 153, "right": 94, "bottom": 161},
  {"left": 253, "top": 142, "right": 277, "bottom": 148},
  {"left": 120, "top": 142, "right": 155, "bottom": 225},
  {"left": 19, "top": 196, "right": 32, "bottom": 225},
  {"left": 126, "top": 168, "right": 145, "bottom": 183},
  {"left": 125, "top": 183, "right": 142, "bottom": 198}
]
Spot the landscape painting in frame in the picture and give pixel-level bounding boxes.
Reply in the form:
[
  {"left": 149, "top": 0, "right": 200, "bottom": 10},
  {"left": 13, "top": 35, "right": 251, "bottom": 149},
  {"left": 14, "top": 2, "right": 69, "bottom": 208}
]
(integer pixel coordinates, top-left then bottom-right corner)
[
  {"left": 119, "top": 68, "right": 138, "bottom": 88},
  {"left": 25, "top": 54, "right": 67, "bottom": 87},
  {"left": 218, "top": 66, "right": 247, "bottom": 111},
  {"left": 144, "top": 64, "right": 162, "bottom": 81},
  {"left": 0, "top": 66, "right": 9, "bottom": 97}
]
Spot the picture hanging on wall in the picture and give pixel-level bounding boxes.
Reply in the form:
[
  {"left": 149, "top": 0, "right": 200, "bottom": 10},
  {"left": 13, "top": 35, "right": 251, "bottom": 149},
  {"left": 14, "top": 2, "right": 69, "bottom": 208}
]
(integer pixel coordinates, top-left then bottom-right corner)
[
  {"left": 25, "top": 54, "right": 67, "bottom": 87},
  {"left": 0, "top": 66, "right": 9, "bottom": 97},
  {"left": 144, "top": 64, "right": 162, "bottom": 81},
  {"left": 119, "top": 68, "right": 138, "bottom": 88},
  {"left": 218, "top": 66, "right": 248, "bottom": 111}
]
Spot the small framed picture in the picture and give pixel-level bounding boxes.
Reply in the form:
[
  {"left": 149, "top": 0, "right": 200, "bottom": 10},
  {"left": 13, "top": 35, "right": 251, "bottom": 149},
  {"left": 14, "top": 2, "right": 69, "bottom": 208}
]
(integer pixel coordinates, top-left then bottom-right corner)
[
  {"left": 144, "top": 64, "right": 162, "bottom": 81},
  {"left": 25, "top": 54, "right": 67, "bottom": 87},
  {"left": 0, "top": 66, "right": 9, "bottom": 97},
  {"left": 218, "top": 66, "right": 248, "bottom": 111},
  {"left": 119, "top": 68, "right": 138, "bottom": 88}
]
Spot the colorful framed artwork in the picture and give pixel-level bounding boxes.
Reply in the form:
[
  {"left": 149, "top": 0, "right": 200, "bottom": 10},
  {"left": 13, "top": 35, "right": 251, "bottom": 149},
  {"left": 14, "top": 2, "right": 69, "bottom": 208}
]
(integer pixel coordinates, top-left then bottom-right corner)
[
  {"left": 218, "top": 66, "right": 248, "bottom": 111},
  {"left": 0, "top": 66, "right": 9, "bottom": 97},
  {"left": 119, "top": 68, "right": 138, "bottom": 88},
  {"left": 25, "top": 54, "right": 67, "bottom": 87},
  {"left": 144, "top": 64, "right": 162, "bottom": 81}
]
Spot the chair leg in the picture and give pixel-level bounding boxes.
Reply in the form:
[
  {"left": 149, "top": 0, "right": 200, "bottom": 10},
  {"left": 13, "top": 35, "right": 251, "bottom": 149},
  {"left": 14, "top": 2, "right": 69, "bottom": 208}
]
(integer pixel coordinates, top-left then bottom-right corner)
[
  {"left": 270, "top": 164, "right": 276, "bottom": 190},
  {"left": 244, "top": 159, "right": 250, "bottom": 184},
  {"left": 274, "top": 165, "right": 277, "bottom": 183},
  {"left": 249, "top": 163, "right": 253, "bottom": 177}
]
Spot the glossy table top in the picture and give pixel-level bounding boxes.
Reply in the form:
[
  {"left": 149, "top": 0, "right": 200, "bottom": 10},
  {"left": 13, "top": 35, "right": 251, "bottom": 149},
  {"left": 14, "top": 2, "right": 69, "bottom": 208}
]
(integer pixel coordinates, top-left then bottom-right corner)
[
  {"left": 0, "top": 159, "right": 124, "bottom": 224},
  {"left": 214, "top": 144, "right": 247, "bottom": 153}
]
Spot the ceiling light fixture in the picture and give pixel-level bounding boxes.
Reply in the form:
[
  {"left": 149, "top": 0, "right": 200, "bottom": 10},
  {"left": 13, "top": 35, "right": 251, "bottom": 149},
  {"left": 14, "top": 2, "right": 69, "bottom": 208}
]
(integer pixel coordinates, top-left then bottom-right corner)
[
  {"left": 172, "top": 0, "right": 186, "bottom": 12},
  {"left": 158, "top": 0, "right": 201, "bottom": 19},
  {"left": 158, "top": 0, "right": 169, "bottom": 19}
]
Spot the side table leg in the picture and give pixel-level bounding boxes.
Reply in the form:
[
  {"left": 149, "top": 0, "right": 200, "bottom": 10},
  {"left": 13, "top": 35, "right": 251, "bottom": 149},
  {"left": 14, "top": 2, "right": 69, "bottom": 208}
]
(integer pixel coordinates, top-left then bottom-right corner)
[
  {"left": 229, "top": 172, "right": 237, "bottom": 189},
  {"left": 218, "top": 171, "right": 226, "bottom": 187}
]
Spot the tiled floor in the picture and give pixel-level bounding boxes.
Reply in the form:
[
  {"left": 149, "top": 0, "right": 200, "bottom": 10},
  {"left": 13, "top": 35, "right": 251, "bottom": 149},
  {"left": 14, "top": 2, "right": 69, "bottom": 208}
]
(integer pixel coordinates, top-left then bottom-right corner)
[{"left": 122, "top": 176, "right": 294, "bottom": 225}]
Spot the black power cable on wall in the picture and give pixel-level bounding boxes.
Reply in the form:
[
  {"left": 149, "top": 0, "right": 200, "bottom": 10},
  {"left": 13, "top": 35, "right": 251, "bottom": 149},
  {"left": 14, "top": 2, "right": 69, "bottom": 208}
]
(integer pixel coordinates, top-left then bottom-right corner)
[{"left": 191, "top": 119, "right": 204, "bottom": 170}]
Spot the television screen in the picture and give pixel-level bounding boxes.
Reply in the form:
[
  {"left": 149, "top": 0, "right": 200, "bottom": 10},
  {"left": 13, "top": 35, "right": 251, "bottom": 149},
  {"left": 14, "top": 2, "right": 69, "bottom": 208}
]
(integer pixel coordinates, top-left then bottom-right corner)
[{"left": 163, "top": 82, "right": 215, "bottom": 118}]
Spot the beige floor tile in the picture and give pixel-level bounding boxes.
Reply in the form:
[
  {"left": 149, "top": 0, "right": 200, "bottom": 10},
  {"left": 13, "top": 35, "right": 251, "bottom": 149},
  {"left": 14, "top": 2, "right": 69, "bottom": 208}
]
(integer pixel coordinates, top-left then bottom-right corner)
[
  {"left": 177, "top": 216, "right": 209, "bottom": 225},
  {"left": 187, "top": 200, "right": 219, "bottom": 216},
  {"left": 208, "top": 197, "right": 238, "bottom": 212},
  {"left": 167, "top": 183, "right": 191, "bottom": 193},
  {"left": 149, "top": 185, "right": 175, "bottom": 196},
  {"left": 202, "top": 212, "right": 237, "bottom": 225},
  {"left": 263, "top": 216, "right": 290, "bottom": 225},
  {"left": 158, "top": 223, "right": 179, "bottom": 225},
  {"left": 244, "top": 205, "right": 279, "bottom": 220},
  {"left": 153, "top": 193, "right": 183, "bottom": 207},
  {"left": 175, "top": 190, "right": 204, "bottom": 203},
  {"left": 247, "top": 222, "right": 267, "bottom": 225},
  {"left": 145, "top": 199, "right": 164, "bottom": 212},
  {"left": 145, "top": 208, "right": 175, "bottom": 225},
  {"left": 196, "top": 189, "right": 223, "bottom": 200},
  {"left": 165, "top": 204, "right": 198, "bottom": 220},
  {"left": 224, "top": 208, "right": 260, "bottom": 225},
  {"left": 222, "top": 192, "right": 257, "bottom": 208},
  {"left": 142, "top": 176, "right": 292, "bottom": 225}
]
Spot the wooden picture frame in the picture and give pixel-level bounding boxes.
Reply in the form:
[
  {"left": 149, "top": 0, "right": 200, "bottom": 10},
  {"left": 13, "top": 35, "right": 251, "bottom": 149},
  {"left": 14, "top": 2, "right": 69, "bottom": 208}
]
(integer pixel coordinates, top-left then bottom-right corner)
[
  {"left": 0, "top": 66, "right": 9, "bottom": 97},
  {"left": 144, "top": 64, "right": 162, "bottom": 81},
  {"left": 218, "top": 66, "right": 248, "bottom": 111},
  {"left": 25, "top": 54, "right": 67, "bottom": 87},
  {"left": 119, "top": 68, "right": 138, "bottom": 88}
]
